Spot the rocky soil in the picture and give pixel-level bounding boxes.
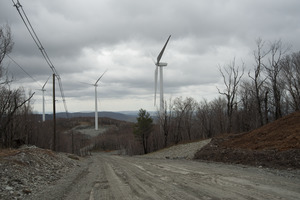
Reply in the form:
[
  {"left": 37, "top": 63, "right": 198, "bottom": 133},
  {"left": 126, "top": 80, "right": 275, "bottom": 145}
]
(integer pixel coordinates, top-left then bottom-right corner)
[{"left": 0, "top": 146, "right": 80, "bottom": 200}]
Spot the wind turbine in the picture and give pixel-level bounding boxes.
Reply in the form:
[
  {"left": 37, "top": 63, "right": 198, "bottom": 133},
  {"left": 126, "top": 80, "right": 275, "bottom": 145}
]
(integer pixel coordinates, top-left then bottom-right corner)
[
  {"left": 40, "top": 75, "right": 51, "bottom": 122},
  {"left": 154, "top": 35, "right": 171, "bottom": 115},
  {"left": 81, "top": 70, "right": 107, "bottom": 130}
]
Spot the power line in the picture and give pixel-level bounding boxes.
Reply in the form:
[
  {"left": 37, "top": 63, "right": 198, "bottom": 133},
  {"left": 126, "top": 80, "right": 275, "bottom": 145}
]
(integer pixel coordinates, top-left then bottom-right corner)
[
  {"left": 6, "top": 54, "right": 52, "bottom": 98},
  {"left": 12, "top": 0, "right": 55, "bottom": 73},
  {"left": 12, "top": 0, "right": 69, "bottom": 117},
  {"left": 6, "top": 54, "right": 42, "bottom": 88}
]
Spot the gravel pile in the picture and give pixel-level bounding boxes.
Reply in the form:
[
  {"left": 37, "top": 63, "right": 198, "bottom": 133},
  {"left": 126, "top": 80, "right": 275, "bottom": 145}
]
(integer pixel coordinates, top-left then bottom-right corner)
[
  {"left": 143, "top": 139, "right": 211, "bottom": 159},
  {"left": 0, "top": 146, "right": 80, "bottom": 200}
]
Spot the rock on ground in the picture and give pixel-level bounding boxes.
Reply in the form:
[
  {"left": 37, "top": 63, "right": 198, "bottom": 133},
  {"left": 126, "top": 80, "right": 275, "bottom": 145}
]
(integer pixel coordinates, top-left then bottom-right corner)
[{"left": 0, "top": 145, "right": 80, "bottom": 200}]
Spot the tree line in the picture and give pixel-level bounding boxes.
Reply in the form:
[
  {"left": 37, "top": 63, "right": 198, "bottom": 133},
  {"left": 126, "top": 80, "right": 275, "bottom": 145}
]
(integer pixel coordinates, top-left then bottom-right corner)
[{"left": 0, "top": 24, "right": 35, "bottom": 148}]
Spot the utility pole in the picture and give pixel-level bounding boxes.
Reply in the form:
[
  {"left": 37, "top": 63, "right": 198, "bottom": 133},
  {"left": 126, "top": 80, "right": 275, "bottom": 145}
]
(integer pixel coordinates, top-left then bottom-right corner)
[
  {"left": 42, "top": 89, "right": 45, "bottom": 122},
  {"left": 71, "top": 131, "right": 74, "bottom": 154},
  {"left": 53, "top": 73, "right": 56, "bottom": 151}
]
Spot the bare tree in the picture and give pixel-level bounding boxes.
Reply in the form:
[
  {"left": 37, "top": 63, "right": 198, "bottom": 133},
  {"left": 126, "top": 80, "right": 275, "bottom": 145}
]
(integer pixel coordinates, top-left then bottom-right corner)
[
  {"left": 196, "top": 99, "right": 213, "bottom": 138},
  {"left": 210, "top": 97, "right": 227, "bottom": 135},
  {"left": 173, "top": 97, "right": 184, "bottom": 144},
  {"left": 0, "top": 24, "right": 13, "bottom": 67},
  {"left": 238, "top": 80, "right": 256, "bottom": 131},
  {"left": 217, "top": 58, "right": 244, "bottom": 133},
  {"left": 249, "top": 38, "right": 270, "bottom": 126},
  {"left": 0, "top": 24, "right": 35, "bottom": 148},
  {"left": 263, "top": 86, "right": 270, "bottom": 123},
  {"left": 0, "top": 87, "right": 34, "bottom": 147},
  {"left": 158, "top": 99, "right": 174, "bottom": 148},
  {"left": 182, "top": 97, "right": 197, "bottom": 140},
  {"left": 264, "top": 40, "right": 289, "bottom": 119},
  {"left": 281, "top": 52, "right": 300, "bottom": 111},
  {"left": 0, "top": 24, "right": 13, "bottom": 85},
  {"left": 196, "top": 97, "right": 227, "bottom": 138},
  {"left": 172, "top": 97, "right": 192, "bottom": 143}
]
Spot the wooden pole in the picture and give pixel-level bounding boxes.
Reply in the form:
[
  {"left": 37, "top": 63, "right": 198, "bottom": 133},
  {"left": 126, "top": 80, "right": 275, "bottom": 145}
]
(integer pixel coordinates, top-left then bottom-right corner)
[
  {"left": 53, "top": 73, "right": 56, "bottom": 151},
  {"left": 71, "top": 131, "right": 74, "bottom": 154}
]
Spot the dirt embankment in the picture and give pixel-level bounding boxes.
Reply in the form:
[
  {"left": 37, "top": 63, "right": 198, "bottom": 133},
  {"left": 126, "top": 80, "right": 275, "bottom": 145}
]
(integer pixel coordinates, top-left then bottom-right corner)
[{"left": 195, "top": 111, "right": 300, "bottom": 169}]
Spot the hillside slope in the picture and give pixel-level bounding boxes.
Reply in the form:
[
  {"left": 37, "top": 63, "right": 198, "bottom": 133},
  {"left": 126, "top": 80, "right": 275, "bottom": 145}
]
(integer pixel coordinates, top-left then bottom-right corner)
[
  {"left": 222, "top": 111, "right": 300, "bottom": 150},
  {"left": 45, "top": 111, "right": 137, "bottom": 122},
  {"left": 195, "top": 111, "right": 300, "bottom": 169}
]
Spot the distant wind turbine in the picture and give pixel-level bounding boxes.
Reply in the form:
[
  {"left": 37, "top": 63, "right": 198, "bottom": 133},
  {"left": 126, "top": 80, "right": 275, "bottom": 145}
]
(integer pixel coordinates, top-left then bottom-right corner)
[
  {"left": 153, "top": 35, "right": 171, "bottom": 114},
  {"left": 80, "top": 70, "right": 107, "bottom": 130},
  {"left": 40, "top": 75, "right": 51, "bottom": 122}
]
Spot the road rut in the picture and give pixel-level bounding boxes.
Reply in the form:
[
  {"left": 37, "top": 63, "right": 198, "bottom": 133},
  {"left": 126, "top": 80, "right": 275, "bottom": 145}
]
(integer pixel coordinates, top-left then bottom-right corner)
[{"left": 31, "top": 153, "right": 300, "bottom": 200}]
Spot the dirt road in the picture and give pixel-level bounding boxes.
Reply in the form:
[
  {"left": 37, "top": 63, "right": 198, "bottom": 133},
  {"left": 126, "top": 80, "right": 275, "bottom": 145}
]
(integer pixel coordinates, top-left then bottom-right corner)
[{"left": 31, "top": 153, "right": 300, "bottom": 200}]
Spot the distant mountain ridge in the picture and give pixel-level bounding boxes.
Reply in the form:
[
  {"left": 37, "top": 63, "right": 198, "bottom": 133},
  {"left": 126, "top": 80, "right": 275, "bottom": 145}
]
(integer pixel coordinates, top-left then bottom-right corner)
[{"left": 44, "top": 111, "right": 138, "bottom": 122}]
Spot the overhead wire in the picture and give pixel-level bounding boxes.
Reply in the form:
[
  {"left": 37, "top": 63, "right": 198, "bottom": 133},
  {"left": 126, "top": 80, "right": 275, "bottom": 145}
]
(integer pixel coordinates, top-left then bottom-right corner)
[
  {"left": 6, "top": 54, "right": 52, "bottom": 98},
  {"left": 6, "top": 54, "right": 42, "bottom": 88},
  {"left": 12, "top": 0, "right": 55, "bottom": 73},
  {"left": 12, "top": 0, "right": 69, "bottom": 117}
]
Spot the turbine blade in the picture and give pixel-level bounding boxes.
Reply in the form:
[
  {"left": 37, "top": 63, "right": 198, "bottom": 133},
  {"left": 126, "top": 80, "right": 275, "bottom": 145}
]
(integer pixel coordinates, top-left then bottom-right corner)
[
  {"left": 148, "top": 52, "right": 156, "bottom": 65},
  {"left": 79, "top": 81, "right": 94, "bottom": 86},
  {"left": 154, "top": 66, "right": 158, "bottom": 106},
  {"left": 157, "top": 35, "right": 171, "bottom": 64},
  {"left": 95, "top": 69, "right": 108, "bottom": 84},
  {"left": 42, "top": 75, "right": 51, "bottom": 89}
]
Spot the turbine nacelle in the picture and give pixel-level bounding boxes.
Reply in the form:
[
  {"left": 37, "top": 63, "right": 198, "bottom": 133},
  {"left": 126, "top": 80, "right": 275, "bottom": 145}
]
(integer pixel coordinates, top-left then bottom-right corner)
[{"left": 156, "top": 62, "right": 168, "bottom": 67}]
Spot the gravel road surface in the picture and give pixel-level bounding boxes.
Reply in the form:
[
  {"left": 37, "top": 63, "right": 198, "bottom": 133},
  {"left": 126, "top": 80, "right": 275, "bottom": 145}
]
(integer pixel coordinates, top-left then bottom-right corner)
[{"left": 31, "top": 153, "right": 300, "bottom": 200}]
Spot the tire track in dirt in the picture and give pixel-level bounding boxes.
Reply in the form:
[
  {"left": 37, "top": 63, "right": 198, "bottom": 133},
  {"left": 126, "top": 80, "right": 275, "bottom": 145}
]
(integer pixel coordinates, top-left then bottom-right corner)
[
  {"left": 94, "top": 154, "right": 300, "bottom": 200},
  {"left": 32, "top": 152, "right": 300, "bottom": 200}
]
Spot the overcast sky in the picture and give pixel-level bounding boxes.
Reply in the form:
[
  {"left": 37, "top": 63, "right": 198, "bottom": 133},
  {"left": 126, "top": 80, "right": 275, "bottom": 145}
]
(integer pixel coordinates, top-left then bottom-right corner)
[{"left": 1, "top": 0, "right": 300, "bottom": 113}]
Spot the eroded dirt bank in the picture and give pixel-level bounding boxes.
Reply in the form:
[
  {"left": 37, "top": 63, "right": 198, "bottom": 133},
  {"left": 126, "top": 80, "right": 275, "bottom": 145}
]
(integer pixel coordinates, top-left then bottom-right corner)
[{"left": 195, "top": 111, "right": 300, "bottom": 169}]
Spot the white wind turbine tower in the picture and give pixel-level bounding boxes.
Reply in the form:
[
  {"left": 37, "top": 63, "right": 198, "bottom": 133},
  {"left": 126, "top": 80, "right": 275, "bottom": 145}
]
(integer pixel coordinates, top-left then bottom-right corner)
[
  {"left": 154, "top": 35, "right": 171, "bottom": 115},
  {"left": 40, "top": 75, "right": 51, "bottom": 122},
  {"left": 81, "top": 70, "right": 107, "bottom": 130}
]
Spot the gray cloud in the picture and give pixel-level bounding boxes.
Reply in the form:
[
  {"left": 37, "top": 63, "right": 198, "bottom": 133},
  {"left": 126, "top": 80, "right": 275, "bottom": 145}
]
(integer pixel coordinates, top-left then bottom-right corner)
[{"left": 1, "top": 0, "right": 300, "bottom": 112}]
